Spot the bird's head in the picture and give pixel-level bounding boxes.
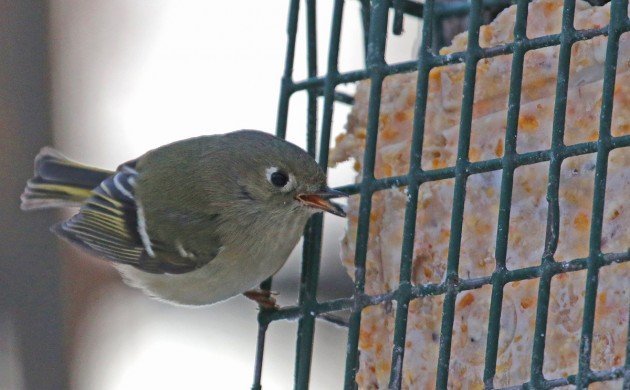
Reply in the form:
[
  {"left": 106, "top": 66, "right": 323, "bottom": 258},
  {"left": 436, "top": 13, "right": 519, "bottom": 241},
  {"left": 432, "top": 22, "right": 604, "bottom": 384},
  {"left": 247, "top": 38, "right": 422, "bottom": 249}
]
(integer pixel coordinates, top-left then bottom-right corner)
[{"left": 223, "top": 130, "right": 346, "bottom": 218}]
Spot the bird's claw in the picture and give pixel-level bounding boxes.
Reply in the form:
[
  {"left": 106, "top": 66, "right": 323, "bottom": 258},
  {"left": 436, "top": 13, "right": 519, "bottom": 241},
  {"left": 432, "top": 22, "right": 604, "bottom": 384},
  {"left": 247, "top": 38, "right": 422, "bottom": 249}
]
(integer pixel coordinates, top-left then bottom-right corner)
[{"left": 244, "top": 289, "right": 279, "bottom": 310}]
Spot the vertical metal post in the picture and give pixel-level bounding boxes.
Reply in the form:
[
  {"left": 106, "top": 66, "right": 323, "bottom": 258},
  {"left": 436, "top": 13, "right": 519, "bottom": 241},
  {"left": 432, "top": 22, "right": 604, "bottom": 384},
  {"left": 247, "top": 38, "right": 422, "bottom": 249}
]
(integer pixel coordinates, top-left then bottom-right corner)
[
  {"left": 387, "top": 0, "right": 435, "bottom": 388},
  {"left": 529, "top": 0, "right": 577, "bottom": 387},
  {"left": 434, "top": 0, "right": 483, "bottom": 387},
  {"left": 343, "top": 1, "right": 390, "bottom": 388},
  {"left": 483, "top": 0, "right": 529, "bottom": 385},
  {"left": 576, "top": 0, "right": 627, "bottom": 387},
  {"left": 253, "top": 0, "right": 301, "bottom": 388}
]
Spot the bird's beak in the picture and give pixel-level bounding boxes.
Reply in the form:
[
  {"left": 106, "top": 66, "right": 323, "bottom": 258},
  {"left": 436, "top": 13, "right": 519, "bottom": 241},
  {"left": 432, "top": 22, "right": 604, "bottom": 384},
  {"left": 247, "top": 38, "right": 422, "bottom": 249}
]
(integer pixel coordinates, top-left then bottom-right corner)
[{"left": 296, "top": 187, "right": 347, "bottom": 217}]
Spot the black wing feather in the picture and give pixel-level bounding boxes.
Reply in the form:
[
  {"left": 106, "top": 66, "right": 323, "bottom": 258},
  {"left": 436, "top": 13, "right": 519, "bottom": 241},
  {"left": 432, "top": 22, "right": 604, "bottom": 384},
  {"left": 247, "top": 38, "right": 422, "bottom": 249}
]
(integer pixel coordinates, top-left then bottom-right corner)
[
  {"left": 54, "top": 162, "right": 206, "bottom": 274},
  {"left": 54, "top": 165, "right": 146, "bottom": 264}
]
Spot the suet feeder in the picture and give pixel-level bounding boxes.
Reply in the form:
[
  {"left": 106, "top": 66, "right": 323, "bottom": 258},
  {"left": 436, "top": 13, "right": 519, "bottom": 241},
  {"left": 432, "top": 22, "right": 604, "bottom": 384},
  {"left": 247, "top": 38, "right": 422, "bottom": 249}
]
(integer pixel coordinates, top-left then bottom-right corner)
[{"left": 253, "top": 0, "right": 630, "bottom": 388}]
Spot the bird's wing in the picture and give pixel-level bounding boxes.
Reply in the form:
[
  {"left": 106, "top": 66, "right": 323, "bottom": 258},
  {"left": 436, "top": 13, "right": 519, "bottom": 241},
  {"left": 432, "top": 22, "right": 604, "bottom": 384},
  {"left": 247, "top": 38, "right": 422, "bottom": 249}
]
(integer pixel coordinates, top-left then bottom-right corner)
[{"left": 53, "top": 161, "right": 216, "bottom": 274}]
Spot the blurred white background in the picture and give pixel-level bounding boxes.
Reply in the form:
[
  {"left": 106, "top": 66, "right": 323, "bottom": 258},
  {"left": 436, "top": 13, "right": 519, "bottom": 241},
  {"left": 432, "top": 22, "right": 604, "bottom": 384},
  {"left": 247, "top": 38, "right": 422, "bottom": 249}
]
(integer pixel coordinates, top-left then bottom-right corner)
[{"left": 43, "top": 1, "right": 419, "bottom": 388}]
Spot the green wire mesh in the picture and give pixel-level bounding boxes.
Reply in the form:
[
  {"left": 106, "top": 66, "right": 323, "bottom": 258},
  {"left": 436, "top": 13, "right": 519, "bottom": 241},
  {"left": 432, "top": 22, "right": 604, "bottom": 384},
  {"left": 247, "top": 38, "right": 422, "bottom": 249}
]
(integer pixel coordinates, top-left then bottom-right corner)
[{"left": 252, "top": 0, "right": 630, "bottom": 388}]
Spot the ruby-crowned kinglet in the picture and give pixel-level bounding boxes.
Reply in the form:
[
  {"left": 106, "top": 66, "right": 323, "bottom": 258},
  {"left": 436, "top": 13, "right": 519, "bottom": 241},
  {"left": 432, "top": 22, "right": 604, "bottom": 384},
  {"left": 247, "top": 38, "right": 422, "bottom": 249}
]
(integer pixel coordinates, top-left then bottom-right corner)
[{"left": 21, "top": 130, "right": 346, "bottom": 307}]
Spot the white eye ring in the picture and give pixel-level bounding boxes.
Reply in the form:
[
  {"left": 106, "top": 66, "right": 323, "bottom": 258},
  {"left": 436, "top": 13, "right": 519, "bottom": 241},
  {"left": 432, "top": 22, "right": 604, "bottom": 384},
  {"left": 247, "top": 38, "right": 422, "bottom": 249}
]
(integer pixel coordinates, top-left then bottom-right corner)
[{"left": 266, "top": 166, "right": 296, "bottom": 192}]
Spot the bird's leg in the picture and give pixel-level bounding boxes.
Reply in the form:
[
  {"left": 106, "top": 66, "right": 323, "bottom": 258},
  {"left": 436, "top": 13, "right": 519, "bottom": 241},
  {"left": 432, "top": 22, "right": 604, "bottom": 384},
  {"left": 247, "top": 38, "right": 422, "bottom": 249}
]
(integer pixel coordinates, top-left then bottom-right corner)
[{"left": 243, "top": 289, "right": 278, "bottom": 310}]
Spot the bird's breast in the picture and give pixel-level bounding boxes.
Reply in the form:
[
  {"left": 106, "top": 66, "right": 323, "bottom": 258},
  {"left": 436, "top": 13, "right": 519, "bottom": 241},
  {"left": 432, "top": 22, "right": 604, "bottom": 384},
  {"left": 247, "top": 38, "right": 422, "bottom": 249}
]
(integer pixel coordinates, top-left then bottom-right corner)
[{"left": 116, "top": 212, "right": 308, "bottom": 306}]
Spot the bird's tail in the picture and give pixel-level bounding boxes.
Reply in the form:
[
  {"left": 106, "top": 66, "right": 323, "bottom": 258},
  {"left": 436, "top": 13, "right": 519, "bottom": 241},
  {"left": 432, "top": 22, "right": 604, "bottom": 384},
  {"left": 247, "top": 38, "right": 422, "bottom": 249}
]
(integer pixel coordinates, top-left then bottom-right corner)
[{"left": 21, "top": 147, "right": 114, "bottom": 211}]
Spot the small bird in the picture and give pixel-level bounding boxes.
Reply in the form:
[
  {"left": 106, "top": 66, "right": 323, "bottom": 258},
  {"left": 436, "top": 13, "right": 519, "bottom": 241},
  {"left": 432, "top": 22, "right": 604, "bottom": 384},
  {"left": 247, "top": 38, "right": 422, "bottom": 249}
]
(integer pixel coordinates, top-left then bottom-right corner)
[{"left": 21, "top": 130, "right": 346, "bottom": 308}]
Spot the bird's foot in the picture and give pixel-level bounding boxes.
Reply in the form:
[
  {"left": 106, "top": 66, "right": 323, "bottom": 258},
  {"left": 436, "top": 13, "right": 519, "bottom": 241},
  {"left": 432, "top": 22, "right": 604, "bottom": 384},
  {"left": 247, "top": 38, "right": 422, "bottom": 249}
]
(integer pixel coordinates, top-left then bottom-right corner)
[{"left": 244, "top": 289, "right": 278, "bottom": 310}]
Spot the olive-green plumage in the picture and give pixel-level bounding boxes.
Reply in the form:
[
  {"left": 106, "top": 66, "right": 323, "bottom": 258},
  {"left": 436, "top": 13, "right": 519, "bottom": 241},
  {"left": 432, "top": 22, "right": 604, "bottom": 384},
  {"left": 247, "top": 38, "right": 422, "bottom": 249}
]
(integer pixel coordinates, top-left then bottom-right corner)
[{"left": 21, "top": 130, "right": 345, "bottom": 306}]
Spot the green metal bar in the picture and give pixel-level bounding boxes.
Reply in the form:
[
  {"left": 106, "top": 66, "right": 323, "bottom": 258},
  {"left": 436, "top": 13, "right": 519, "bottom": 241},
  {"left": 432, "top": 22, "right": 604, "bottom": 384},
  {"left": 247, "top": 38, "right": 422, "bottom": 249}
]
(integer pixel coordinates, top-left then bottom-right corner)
[
  {"left": 343, "top": 0, "right": 390, "bottom": 388},
  {"left": 334, "top": 135, "right": 630, "bottom": 196},
  {"left": 251, "top": 322, "right": 269, "bottom": 390},
  {"left": 252, "top": 278, "right": 275, "bottom": 390},
  {"left": 518, "top": 365, "right": 627, "bottom": 389},
  {"left": 305, "top": 0, "right": 318, "bottom": 158},
  {"left": 529, "top": 0, "right": 576, "bottom": 386},
  {"left": 585, "top": 366, "right": 626, "bottom": 385},
  {"left": 435, "top": 0, "right": 514, "bottom": 16},
  {"left": 435, "top": 0, "right": 483, "bottom": 386},
  {"left": 253, "top": 0, "right": 302, "bottom": 387},
  {"left": 482, "top": 0, "right": 529, "bottom": 385},
  {"left": 433, "top": 13, "right": 445, "bottom": 52},
  {"left": 358, "top": 0, "right": 370, "bottom": 63},
  {"left": 318, "top": 0, "right": 345, "bottom": 172},
  {"left": 394, "top": 0, "right": 425, "bottom": 19},
  {"left": 575, "top": 0, "right": 627, "bottom": 387},
  {"left": 289, "top": 24, "right": 610, "bottom": 91},
  {"left": 392, "top": 0, "right": 405, "bottom": 35},
  {"left": 276, "top": 0, "right": 301, "bottom": 140},
  {"left": 312, "top": 89, "right": 355, "bottom": 105},
  {"left": 294, "top": 0, "right": 346, "bottom": 386},
  {"left": 294, "top": 216, "right": 323, "bottom": 389},
  {"left": 293, "top": 0, "right": 320, "bottom": 387},
  {"left": 387, "top": 0, "right": 436, "bottom": 387},
  {"left": 260, "top": 250, "right": 629, "bottom": 326},
  {"left": 295, "top": 85, "right": 356, "bottom": 104},
  {"left": 333, "top": 91, "right": 355, "bottom": 104}
]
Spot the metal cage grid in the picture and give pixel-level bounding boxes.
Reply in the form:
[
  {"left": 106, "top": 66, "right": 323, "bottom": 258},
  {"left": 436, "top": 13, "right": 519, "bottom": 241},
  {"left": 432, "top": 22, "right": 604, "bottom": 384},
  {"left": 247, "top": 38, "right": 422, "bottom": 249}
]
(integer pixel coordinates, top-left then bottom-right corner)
[{"left": 252, "top": 0, "right": 630, "bottom": 388}]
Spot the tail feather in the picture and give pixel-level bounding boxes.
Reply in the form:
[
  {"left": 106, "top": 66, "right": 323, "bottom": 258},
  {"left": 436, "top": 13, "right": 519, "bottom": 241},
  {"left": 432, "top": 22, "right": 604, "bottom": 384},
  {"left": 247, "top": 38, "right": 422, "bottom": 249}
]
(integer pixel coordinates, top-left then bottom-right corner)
[{"left": 21, "top": 147, "right": 115, "bottom": 210}]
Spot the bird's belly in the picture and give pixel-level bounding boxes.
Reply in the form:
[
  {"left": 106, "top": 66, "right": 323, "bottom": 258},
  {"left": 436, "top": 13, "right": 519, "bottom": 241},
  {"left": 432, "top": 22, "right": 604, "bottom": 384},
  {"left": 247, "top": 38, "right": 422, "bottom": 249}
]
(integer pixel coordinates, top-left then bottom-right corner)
[{"left": 115, "top": 244, "right": 292, "bottom": 306}]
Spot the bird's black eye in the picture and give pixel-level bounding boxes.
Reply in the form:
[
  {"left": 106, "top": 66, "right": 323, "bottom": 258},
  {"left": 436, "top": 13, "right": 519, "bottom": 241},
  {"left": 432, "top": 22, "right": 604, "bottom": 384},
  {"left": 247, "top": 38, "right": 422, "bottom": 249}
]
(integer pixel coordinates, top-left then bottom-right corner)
[{"left": 270, "top": 171, "right": 289, "bottom": 187}]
